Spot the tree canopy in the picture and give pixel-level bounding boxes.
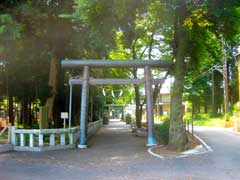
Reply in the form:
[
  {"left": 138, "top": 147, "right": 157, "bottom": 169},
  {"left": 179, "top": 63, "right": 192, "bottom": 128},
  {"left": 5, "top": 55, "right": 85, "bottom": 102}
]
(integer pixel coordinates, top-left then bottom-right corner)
[{"left": 0, "top": 0, "right": 239, "bottom": 150}]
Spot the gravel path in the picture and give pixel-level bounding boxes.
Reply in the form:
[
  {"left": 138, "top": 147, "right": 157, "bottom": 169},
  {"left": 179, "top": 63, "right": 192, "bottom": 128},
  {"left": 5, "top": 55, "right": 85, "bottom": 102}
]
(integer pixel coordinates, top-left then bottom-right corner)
[{"left": 0, "top": 120, "right": 240, "bottom": 180}]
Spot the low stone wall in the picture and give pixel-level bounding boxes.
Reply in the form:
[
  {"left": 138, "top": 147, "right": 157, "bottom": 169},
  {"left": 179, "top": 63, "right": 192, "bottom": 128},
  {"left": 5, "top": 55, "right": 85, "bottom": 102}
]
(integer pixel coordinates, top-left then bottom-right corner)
[
  {"left": 0, "top": 144, "right": 13, "bottom": 153},
  {"left": 10, "top": 119, "right": 103, "bottom": 152}
]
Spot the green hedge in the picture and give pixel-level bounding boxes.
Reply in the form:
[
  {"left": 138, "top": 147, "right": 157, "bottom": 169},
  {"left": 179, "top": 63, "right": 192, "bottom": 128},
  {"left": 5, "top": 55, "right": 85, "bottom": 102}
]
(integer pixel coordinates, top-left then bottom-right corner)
[
  {"left": 155, "top": 118, "right": 170, "bottom": 145},
  {"left": 126, "top": 113, "right": 131, "bottom": 124}
]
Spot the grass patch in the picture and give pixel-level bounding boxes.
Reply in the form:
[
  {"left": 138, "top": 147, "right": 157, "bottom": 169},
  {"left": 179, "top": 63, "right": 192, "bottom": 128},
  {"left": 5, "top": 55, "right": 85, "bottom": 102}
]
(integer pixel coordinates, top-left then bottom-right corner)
[{"left": 184, "top": 113, "right": 225, "bottom": 128}]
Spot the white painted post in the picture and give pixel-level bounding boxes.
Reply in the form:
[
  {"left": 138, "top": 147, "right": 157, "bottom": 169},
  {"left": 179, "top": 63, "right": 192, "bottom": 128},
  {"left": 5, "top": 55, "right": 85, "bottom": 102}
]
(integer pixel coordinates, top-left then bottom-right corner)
[
  {"left": 7, "top": 123, "right": 11, "bottom": 144},
  {"left": 61, "top": 112, "right": 68, "bottom": 129},
  {"left": 20, "top": 133, "right": 25, "bottom": 147},
  {"left": 10, "top": 126, "right": 16, "bottom": 145},
  {"left": 39, "top": 134, "right": 44, "bottom": 147},
  {"left": 29, "top": 133, "right": 34, "bottom": 147},
  {"left": 69, "top": 133, "right": 74, "bottom": 145},
  {"left": 60, "top": 133, "right": 65, "bottom": 145},
  {"left": 69, "top": 84, "right": 73, "bottom": 129},
  {"left": 50, "top": 134, "right": 55, "bottom": 146}
]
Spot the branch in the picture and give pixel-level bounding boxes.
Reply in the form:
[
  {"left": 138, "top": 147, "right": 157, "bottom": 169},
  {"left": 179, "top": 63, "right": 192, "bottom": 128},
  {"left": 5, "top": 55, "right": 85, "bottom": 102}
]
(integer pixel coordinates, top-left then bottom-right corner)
[
  {"left": 140, "top": 97, "right": 146, "bottom": 107},
  {"left": 148, "top": 28, "right": 156, "bottom": 60},
  {"left": 139, "top": 46, "right": 148, "bottom": 60},
  {"left": 152, "top": 71, "right": 169, "bottom": 105},
  {"left": 131, "top": 38, "right": 138, "bottom": 60}
]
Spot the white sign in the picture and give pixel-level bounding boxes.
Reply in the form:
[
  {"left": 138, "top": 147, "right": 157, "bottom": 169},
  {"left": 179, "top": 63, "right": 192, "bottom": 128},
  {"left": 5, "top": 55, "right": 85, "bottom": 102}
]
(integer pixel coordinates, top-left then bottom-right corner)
[{"left": 61, "top": 112, "right": 68, "bottom": 119}]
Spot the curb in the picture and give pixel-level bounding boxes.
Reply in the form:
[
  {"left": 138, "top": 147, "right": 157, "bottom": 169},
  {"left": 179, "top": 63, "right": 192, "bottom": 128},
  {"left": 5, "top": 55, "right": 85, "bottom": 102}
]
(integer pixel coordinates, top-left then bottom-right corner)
[
  {"left": 0, "top": 144, "right": 13, "bottom": 153},
  {"left": 148, "top": 145, "right": 164, "bottom": 159},
  {"left": 148, "top": 133, "right": 213, "bottom": 159},
  {"left": 193, "top": 133, "right": 213, "bottom": 152}
]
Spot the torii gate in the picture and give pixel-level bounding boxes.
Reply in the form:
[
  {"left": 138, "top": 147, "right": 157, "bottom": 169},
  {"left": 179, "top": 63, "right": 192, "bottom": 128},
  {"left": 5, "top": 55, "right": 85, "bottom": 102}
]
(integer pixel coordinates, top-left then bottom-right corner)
[{"left": 61, "top": 60, "right": 172, "bottom": 148}]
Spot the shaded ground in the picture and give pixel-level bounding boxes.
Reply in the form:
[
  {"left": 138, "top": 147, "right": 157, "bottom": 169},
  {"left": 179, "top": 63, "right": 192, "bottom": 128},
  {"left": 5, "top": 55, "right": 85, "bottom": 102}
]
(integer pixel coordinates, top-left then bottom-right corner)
[{"left": 0, "top": 120, "right": 240, "bottom": 180}]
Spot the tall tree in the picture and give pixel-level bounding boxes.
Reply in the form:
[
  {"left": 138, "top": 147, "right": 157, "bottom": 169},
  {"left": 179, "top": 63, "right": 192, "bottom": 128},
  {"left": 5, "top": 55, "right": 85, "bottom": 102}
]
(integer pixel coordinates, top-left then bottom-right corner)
[{"left": 167, "top": 0, "right": 240, "bottom": 150}]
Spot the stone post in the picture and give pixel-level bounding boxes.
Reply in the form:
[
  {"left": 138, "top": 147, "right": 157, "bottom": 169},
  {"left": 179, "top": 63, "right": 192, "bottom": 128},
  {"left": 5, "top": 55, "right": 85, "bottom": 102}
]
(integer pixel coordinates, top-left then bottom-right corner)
[
  {"left": 69, "top": 84, "right": 73, "bottom": 128},
  {"left": 7, "top": 123, "right": 11, "bottom": 144},
  {"left": 10, "top": 126, "right": 16, "bottom": 146}
]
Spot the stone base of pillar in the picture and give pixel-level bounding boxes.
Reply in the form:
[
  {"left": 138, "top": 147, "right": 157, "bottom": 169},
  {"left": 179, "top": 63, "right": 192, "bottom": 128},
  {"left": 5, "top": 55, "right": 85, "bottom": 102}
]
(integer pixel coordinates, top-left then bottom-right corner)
[
  {"left": 78, "top": 144, "right": 88, "bottom": 149},
  {"left": 146, "top": 143, "right": 158, "bottom": 147},
  {"left": 146, "top": 137, "right": 157, "bottom": 147}
]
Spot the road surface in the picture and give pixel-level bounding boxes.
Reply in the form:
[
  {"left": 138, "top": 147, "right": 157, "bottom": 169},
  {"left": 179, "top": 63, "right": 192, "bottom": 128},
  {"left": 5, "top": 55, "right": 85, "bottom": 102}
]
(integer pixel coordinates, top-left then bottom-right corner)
[{"left": 0, "top": 120, "right": 240, "bottom": 180}]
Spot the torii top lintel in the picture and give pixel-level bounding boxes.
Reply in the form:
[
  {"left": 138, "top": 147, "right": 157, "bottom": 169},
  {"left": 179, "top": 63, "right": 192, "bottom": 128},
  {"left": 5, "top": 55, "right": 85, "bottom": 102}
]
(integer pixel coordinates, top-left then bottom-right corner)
[{"left": 61, "top": 60, "right": 172, "bottom": 68}]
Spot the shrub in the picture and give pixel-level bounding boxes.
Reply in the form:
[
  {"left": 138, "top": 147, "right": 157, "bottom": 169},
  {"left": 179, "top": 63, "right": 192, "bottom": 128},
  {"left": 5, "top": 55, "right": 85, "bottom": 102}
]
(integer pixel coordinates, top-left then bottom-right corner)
[
  {"left": 160, "top": 115, "right": 170, "bottom": 122},
  {"left": 103, "top": 113, "right": 109, "bottom": 125},
  {"left": 155, "top": 118, "right": 170, "bottom": 145},
  {"left": 32, "top": 123, "right": 39, "bottom": 129},
  {"left": 233, "top": 103, "right": 239, "bottom": 112},
  {"left": 183, "top": 112, "right": 191, "bottom": 121},
  {"left": 126, "top": 113, "right": 131, "bottom": 124},
  {"left": 224, "top": 113, "right": 231, "bottom": 121}
]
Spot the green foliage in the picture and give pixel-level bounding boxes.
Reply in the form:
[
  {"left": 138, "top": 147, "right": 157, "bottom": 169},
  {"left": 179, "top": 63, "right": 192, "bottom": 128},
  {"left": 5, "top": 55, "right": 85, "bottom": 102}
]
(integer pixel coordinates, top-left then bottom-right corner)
[
  {"left": 0, "top": 14, "right": 21, "bottom": 38},
  {"left": 224, "top": 113, "right": 230, "bottom": 121},
  {"left": 125, "top": 113, "right": 131, "bottom": 124},
  {"left": 0, "top": 0, "right": 239, "bottom": 131},
  {"left": 155, "top": 118, "right": 170, "bottom": 145},
  {"left": 189, "top": 113, "right": 225, "bottom": 127},
  {"left": 109, "top": 31, "right": 132, "bottom": 60},
  {"left": 233, "top": 103, "right": 239, "bottom": 112},
  {"left": 181, "top": 0, "right": 240, "bottom": 111},
  {"left": 0, "top": 14, "right": 22, "bottom": 55},
  {"left": 0, "top": 132, "right": 8, "bottom": 144},
  {"left": 183, "top": 112, "right": 192, "bottom": 122}
]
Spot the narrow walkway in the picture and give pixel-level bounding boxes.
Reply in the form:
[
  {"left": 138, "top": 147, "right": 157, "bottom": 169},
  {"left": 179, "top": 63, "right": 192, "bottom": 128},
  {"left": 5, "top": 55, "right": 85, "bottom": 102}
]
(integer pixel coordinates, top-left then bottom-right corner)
[{"left": 84, "top": 119, "right": 151, "bottom": 162}]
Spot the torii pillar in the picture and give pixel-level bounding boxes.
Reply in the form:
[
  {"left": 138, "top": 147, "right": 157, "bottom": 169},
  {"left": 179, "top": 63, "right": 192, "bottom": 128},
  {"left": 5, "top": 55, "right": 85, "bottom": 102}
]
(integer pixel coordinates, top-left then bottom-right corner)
[
  {"left": 144, "top": 66, "right": 157, "bottom": 146},
  {"left": 78, "top": 66, "right": 89, "bottom": 148}
]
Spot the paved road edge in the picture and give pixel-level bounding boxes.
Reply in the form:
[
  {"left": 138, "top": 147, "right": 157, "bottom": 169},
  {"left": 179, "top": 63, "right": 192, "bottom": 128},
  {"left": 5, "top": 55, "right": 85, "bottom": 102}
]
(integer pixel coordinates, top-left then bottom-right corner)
[{"left": 148, "top": 133, "right": 213, "bottom": 159}]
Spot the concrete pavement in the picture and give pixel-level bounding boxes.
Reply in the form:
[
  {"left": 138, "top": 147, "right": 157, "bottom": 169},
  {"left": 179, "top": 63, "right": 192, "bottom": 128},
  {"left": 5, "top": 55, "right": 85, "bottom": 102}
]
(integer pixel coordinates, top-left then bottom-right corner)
[{"left": 0, "top": 120, "right": 240, "bottom": 180}]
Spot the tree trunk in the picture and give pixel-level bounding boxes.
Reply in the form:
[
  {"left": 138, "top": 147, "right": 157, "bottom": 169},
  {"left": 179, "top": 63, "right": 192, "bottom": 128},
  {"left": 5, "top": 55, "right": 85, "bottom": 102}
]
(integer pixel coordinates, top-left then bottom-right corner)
[
  {"left": 28, "top": 101, "right": 32, "bottom": 128},
  {"left": 132, "top": 68, "right": 142, "bottom": 128},
  {"left": 169, "top": 55, "right": 187, "bottom": 151},
  {"left": 8, "top": 95, "right": 14, "bottom": 125},
  {"left": 20, "top": 101, "right": 24, "bottom": 125},
  {"left": 45, "top": 55, "right": 58, "bottom": 126},
  {"left": 204, "top": 105, "right": 208, "bottom": 113},
  {"left": 212, "top": 71, "right": 222, "bottom": 115},
  {"left": 139, "top": 104, "right": 143, "bottom": 124},
  {"left": 169, "top": 1, "right": 188, "bottom": 151},
  {"left": 152, "top": 73, "right": 168, "bottom": 111},
  {"left": 135, "top": 85, "right": 142, "bottom": 128},
  {"left": 139, "top": 98, "right": 146, "bottom": 126},
  {"left": 211, "top": 71, "right": 216, "bottom": 115},
  {"left": 21, "top": 95, "right": 28, "bottom": 128},
  {"left": 153, "top": 84, "right": 160, "bottom": 106}
]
